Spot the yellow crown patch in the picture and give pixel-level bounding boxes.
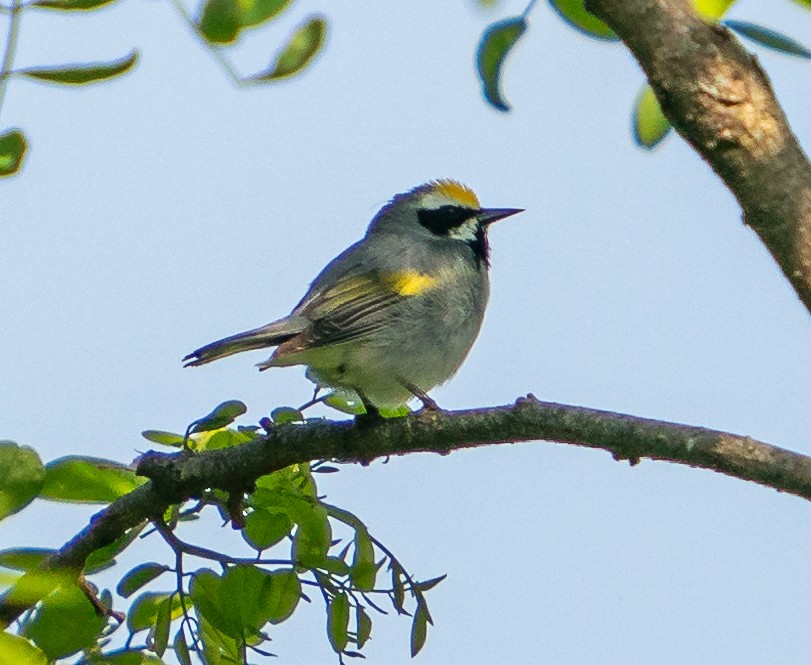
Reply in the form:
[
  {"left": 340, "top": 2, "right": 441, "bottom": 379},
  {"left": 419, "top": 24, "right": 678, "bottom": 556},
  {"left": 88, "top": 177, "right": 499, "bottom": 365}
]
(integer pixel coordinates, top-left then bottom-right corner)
[{"left": 431, "top": 180, "right": 480, "bottom": 209}]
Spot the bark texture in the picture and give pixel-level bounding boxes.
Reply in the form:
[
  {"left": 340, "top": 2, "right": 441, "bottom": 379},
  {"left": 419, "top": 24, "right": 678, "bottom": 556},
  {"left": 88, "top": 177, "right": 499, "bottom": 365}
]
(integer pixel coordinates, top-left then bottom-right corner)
[{"left": 587, "top": 0, "right": 811, "bottom": 314}]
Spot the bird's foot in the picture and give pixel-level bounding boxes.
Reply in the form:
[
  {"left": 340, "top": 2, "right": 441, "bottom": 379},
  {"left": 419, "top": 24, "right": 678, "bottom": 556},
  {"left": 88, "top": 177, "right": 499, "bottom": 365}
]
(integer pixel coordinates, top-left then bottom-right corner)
[
  {"left": 354, "top": 390, "right": 383, "bottom": 427},
  {"left": 402, "top": 381, "right": 441, "bottom": 412}
]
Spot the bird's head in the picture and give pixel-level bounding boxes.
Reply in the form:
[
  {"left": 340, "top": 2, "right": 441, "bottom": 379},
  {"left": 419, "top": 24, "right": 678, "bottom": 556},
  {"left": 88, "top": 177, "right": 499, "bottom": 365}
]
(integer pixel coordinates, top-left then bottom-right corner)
[{"left": 369, "top": 179, "right": 523, "bottom": 266}]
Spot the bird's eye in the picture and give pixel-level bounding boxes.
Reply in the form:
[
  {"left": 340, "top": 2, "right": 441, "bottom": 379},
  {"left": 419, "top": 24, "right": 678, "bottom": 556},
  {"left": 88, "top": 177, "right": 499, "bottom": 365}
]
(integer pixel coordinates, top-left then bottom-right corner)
[{"left": 417, "top": 205, "right": 478, "bottom": 236}]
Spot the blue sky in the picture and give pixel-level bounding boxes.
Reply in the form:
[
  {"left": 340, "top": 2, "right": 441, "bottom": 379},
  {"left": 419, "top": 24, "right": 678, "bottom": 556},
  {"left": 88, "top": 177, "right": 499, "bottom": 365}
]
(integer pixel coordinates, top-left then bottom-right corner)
[{"left": 3, "top": 0, "right": 811, "bottom": 662}]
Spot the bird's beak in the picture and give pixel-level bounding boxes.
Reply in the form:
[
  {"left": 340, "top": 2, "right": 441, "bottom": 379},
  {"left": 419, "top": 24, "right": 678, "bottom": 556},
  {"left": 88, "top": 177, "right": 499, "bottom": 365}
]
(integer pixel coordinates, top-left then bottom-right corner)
[{"left": 478, "top": 207, "right": 524, "bottom": 226}]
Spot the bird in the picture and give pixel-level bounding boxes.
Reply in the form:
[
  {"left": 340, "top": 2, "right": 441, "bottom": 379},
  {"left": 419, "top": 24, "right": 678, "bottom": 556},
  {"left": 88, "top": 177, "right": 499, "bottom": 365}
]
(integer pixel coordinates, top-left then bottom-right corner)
[{"left": 183, "top": 180, "right": 523, "bottom": 416}]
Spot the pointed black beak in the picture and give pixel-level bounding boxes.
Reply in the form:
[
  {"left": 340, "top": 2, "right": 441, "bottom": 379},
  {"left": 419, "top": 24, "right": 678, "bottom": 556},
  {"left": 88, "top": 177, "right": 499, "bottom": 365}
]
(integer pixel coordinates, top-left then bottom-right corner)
[{"left": 478, "top": 207, "right": 524, "bottom": 226}]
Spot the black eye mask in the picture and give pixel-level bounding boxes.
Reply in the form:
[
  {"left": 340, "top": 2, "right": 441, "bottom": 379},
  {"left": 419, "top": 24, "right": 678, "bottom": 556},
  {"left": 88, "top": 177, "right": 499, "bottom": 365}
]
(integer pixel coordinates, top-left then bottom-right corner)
[
  {"left": 417, "top": 205, "right": 489, "bottom": 267},
  {"left": 417, "top": 205, "right": 479, "bottom": 236}
]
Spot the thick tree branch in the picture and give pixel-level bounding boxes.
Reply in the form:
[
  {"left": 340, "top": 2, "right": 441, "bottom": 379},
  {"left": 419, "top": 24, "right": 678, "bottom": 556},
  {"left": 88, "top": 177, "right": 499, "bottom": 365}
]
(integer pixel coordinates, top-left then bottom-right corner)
[
  {"left": 587, "top": 0, "right": 811, "bottom": 315},
  {"left": 2, "top": 396, "right": 811, "bottom": 627}
]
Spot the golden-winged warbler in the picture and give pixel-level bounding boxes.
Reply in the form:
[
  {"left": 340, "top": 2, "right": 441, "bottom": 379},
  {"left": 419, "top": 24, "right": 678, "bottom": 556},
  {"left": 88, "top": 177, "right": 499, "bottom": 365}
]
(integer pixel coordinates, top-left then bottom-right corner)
[{"left": 184, "top": 180, "right": 522, "bottom": 415}]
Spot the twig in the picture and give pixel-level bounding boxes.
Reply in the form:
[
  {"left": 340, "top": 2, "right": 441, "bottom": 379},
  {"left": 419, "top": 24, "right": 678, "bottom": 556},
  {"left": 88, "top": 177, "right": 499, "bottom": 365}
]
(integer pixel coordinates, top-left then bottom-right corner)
[
  {"left": 167, "top": 0, "right": 246, "bottom": 87},
  {"left": 77, "top": 576, "right": 125, "bottom": 624},
  {"left": 522, "top": 0, "right": 539, "bottom": 20},
  {"left": 153, "top": 519, "right": 292, "bottom": 567},
  {"left": 172, "top": 545, "right": 201, "bottom": 654},
  {"left": 0, "top": 0, "right": 21, "bottom": 117}
]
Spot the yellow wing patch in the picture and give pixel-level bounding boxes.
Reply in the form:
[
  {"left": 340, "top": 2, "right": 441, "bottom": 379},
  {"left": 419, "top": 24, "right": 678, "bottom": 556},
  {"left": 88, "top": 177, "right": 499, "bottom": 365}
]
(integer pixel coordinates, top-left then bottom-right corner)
[
  {"left": 304, "top": 272, "right": 438, "bottom": 320},
  {"left": 432, "top": 180, "right": 480, "bottom": 209},
  {"left": 383, "top": 271, "right": 438, "bottom": 296}
]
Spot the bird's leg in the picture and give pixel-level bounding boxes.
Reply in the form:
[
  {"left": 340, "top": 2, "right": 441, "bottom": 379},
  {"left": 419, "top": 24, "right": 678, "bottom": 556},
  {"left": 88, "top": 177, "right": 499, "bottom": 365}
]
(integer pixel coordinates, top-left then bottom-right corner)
[{"left": 403, "top": 381, "right": 440, "bottom": 411}]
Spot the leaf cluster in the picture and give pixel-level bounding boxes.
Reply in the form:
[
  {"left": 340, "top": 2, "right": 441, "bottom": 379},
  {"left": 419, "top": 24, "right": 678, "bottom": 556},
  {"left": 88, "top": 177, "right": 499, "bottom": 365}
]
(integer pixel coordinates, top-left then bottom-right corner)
[
  {"left": 0, "top": 402, "right": 444, "bottom": 663},
  {"left": 0, "top": 0, "right": 327, "bottom": 177},
  {"left": 476, "top": 0, "right": 811, "bottom": 147}
]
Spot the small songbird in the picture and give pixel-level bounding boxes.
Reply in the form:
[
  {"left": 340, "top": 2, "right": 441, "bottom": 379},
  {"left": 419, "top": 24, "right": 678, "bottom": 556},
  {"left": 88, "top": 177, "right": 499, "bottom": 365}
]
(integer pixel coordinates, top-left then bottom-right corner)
[{"left": 184, "top": 180, "right": 522, "bottom": 415}]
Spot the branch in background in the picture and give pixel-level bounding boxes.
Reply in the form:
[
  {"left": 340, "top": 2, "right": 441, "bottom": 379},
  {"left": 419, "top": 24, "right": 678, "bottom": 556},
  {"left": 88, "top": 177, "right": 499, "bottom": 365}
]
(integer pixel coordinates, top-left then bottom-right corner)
[
  {"left": 3, "top": 395, "right": 811, "bottom": 627},
  {"left": 587, "top": 0, "right": 811, "bottom": 315}
]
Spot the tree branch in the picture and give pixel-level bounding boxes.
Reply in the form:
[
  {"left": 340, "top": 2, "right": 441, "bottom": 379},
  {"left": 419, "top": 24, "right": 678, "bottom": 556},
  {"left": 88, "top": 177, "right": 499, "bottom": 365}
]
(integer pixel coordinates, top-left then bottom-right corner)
[
  {"left": 586, "top": 0, "right": 811, "bottom": 315},
  {"left": 2, "top": 395, "right": 810, "bottom": 627}
]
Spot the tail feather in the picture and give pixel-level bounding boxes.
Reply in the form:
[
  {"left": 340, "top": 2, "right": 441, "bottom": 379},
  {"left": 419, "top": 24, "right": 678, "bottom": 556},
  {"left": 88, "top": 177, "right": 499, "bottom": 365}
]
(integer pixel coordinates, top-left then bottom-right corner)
[{"left": 183, "top": 317, "right": 305, "bottom": 367}]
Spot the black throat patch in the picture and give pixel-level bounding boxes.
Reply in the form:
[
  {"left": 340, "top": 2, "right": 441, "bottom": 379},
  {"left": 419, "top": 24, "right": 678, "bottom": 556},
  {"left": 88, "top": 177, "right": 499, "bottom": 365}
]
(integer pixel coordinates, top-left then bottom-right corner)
[{"left": 470, "top": 224, "right": 490, "bottom": 267}]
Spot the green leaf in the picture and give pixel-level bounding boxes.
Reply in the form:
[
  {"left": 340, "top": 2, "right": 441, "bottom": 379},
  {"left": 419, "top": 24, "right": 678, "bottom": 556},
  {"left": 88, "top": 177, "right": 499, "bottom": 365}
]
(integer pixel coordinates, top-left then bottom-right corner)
[
  {"left": 692, "top": 0, "right": 736, "bottom": 19},
  {"left": 356, "top": 605, "right": 372, "bottom": 648},
  {"left": 391, "top": 566, "right": 406, "bottom": 615},
  {"left": 409, "top": 602, "right": 429, "bottom": 657},
  {"left": 322, "top": 396, "right": 409, "bottom": 418},
  {"left": 153, "top": 594, "right": 172, "bottom": 657},
  {"left": 221, "top": 564, "right": 270, "bottom": 636},
  {"left": 0, "top": 632, "right": 47, "bottom": 665},
  {"left": 724, "top": 20, "right": 811, "bottom": 58},
  {"left": 292, "top": 503, "right": 331, "bottom": 568},
  {"left": 476, "top": 17, "right": 527, "bottom": 112},
  {"left": 350, "top": 530, "right": 376, "bottom": 592},
  {"left": 24, "top": 582, "right": 107, "bottom": 659},
  {"left": 0, "top": 570, "right": 76, "bottom": 618},
  {"left": 127, "top": 592, "right": 183, "bottom": 632},
  {"left": 84, "top": 652, "right": 164, "bottom": 664},
  {"left": 117, "top": 562, "right": 170, "bottom": 598},
  {"left": 792, "top": 0, "right": 811, "bottom": 9},
  {"left": 174, "top": 628, "right": 193, "bottom": 665},
  {"left": 41, "top": 456, "right": 144, "bottom": 503},
  {"left": 321, "top": 556, "right": 350, "bottom": 576},
  {"left": 198, "top": 0, "right": 241, "bottom": 44},
  {"left": 20, "top": 50, "right": 137, "bottom": 85},
  {"left": 0, "top": 548, "right": 55, "bottom": 571},
  {"left": 415, "top": 574, "right": 447, "bottom": 592},
  {"left": 255, "top": 462, "right": 317, "bottom": 498},
  {"left": 192, "top": 564, "right": 294, "bottom": 638},
  {"left": 548, "top": 0, "right": 617, "bottom": 39},
  {"left": 323, "top": 391, "right": 365, "bottom": 415},
  {"left": 238, "top": 0, "right": 289, "bottom": 28},
  {"left": 262, "top": 568, "right": 301, "bottom": 624},
  {"left": 189, "top": 400, "right": 247, "bottom": 434},
  {"left": 0, "top": 569, "right": 21, "bottom": 588},
  {"left": 198, "top": 614, "right": 241, "bottom": 665},
  {"left": 141, "top": 430, "right": 185, "bottom": 447},
  {"left": 251, "top": 15, "right": 327, "bottom": 81},
  {"left": 324, "top": 502, "right": 365, "bottom": 530},
  {"left": 327, "top": 592, "right": 350, "bottom": 653},
  {"left": 243, "top": 507, "right": 293, "bottom": 550},
  {"left": 85, "top": 522, "right": 146, "bottom": 574},
  {"left": 127, "top": 592, "right": 166, "bottom": 632},
  {"left": 0, "top": 440, "right": 45, "bottom": 520},
  {"left": 379, "top": 405, "right": 411, "bottom": 419},
  {"left": 0, "top": 129, "right": 27, "bottom": 177},
  {"left": 189, "top": 570, "right": 233, "bottom": 637},
  {"left": 313, "top": 569, "right": 338, "bottom": 595},
  {"left": 193, "top": 428, "right": 253, "bottom": 451},
  {"left": 633, "top": 83, "right": 671, "bottom": 149},
  {"left": 270, "top": 406, "right": 304, "bottom": 425},
  {"left": 32, "top": 0, "right": 117, "bottom": 10}
]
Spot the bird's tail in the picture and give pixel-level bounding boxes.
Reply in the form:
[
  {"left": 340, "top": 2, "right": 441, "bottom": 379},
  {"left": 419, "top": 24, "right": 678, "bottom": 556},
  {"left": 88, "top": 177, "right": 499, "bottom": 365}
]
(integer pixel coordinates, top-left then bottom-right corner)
[{"left": 183, "top": 316, "right": 306, "bottom": 367}]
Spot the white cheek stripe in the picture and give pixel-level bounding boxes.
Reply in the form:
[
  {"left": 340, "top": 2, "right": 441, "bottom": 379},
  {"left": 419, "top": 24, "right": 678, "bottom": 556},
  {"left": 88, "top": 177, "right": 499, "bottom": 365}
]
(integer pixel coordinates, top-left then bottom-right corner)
[{"left": 449, "top": 218, "right": 479, "bottom": 242}]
